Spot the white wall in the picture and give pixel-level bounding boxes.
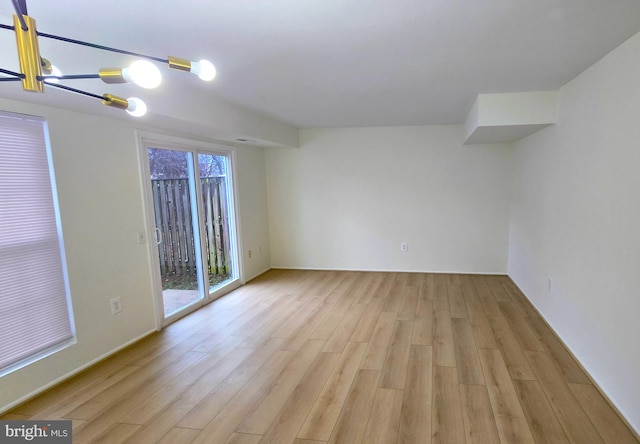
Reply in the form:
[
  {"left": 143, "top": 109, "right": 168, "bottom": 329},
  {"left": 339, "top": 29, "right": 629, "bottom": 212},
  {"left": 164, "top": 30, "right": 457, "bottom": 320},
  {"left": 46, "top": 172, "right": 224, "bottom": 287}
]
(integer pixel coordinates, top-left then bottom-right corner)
[
  {"left": 266, "top": 125, "right": 512, "bottom": 273},
  {"left": 236, "top": 146, "right": 272, "bottom": 280},
  {"left": 508, "top": 31, "right": 640, "bottom": 431},
  {"left": 0, "top": 98, "right": 271, "bottom": 412}
]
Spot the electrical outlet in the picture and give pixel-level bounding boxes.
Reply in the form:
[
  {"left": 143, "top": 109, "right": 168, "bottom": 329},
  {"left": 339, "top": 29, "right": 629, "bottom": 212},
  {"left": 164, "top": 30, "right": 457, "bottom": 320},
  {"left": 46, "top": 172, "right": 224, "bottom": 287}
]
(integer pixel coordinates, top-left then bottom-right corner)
[
  {"left": 547, "top": 277, "right": 552, "bottom": 292},
  {"left": 110, "top": 297, "right": 122, "bottom": 314},
  {"left": 248, "top": 249, "right": 252, "bottom": 259},
  {"left": 400, "top": 242, "right": 408, "bottom": 252}
]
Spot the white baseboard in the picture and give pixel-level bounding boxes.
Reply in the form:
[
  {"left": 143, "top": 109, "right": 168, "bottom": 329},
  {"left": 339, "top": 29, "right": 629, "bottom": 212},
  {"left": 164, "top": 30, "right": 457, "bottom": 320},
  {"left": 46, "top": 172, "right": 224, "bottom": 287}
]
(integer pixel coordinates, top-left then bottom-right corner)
[
  {"left": 271, "top": 265, "right": 507, "bottom": 275},
  {"left": 244, "top": 267, "right": 272, "bottom": 283},
  {"left": 0, "top": 329, "right": 156, "bottom": 415},
  {"left": 507, "top": 277, "right": 640, "bottom": 439}
]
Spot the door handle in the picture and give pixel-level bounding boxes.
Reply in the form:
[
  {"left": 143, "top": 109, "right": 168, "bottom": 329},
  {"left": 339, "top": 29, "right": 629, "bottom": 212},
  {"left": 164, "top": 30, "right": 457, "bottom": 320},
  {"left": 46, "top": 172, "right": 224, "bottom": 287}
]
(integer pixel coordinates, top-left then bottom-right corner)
[{"left": 154, "top": 227, "right": 162, "bottom": 245}]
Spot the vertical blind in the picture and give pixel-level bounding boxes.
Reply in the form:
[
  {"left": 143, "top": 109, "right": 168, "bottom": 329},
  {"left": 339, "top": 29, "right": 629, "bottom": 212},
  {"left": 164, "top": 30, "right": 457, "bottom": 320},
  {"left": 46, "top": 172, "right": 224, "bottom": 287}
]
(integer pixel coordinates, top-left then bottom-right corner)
[{"left": 0, "top": 111, "right": 74, "bottom": 372}]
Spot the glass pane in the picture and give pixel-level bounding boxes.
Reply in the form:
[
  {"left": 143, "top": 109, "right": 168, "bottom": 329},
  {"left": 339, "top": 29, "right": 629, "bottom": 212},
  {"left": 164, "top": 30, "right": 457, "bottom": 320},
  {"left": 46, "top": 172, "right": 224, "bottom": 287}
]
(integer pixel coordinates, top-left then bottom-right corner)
[
  {"left": 148, "top": 148, "right": 204, "bottom": 317},
  {"left": 198, "top": 153, "right": 234, "bottom": 293}
]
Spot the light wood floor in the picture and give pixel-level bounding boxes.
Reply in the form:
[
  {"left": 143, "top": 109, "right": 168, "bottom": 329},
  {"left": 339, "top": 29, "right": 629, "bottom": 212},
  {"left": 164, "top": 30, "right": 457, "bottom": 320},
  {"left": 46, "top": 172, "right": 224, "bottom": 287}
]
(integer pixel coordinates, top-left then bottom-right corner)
[{"left": 3, "top": 270, "right": 638, "bottom": 444}]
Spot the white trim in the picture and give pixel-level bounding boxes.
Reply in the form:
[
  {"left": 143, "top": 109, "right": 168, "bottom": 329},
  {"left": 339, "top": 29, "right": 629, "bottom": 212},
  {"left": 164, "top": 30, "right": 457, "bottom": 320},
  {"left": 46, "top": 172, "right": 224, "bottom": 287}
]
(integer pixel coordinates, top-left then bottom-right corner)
[
  {"left": 0, "top": 329, "right": 156, "bottom": 415},
  {"left": 209, "top": 279, "right": 243, "bottom": 301},
  {"left": 135, "top": 132, "right": 165, "bottom": 331},
  {"left": 270, "top": 266, "right": 508, "bottom": 275},
  {"left": 0, "top": 111, "right": 76, "bottom": 374},
  {"left": 226, "top": 148, "right": 245, "bottom": 285},
  {"left": 0, "top": 338, "right": 77, "bottom": 379},
  {"left": 135, "top": 130, "right": 244, "bottom": 328},
  {"left": 507, "top": 277, "right": 640, "bottom": 438},
  {"left": 161, "top": 278, "right": 242, "bottom": 325},
  {"left": 136, "top": 130, "right": 236, "bottom": 155},
  {"left": 43, "top": 119, "right": 77, "bottom": 344},
  {"left": 244, "top": 267, "right": 272, "bottom": 283}
]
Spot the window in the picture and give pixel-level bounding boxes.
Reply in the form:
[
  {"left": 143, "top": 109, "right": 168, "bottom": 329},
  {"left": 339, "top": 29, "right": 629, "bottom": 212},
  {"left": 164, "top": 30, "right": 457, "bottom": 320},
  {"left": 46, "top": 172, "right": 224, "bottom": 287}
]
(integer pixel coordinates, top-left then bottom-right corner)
[{"left": 0, "top": 111, "right": 75, "bottom": 375}]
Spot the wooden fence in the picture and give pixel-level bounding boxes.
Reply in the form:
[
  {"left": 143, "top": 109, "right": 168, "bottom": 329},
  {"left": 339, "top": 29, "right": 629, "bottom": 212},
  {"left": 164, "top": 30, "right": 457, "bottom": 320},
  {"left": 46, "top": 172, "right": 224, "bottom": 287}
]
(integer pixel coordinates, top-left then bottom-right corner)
[{"left": 151, "top": 176, "right": 231, "bottom": 279}]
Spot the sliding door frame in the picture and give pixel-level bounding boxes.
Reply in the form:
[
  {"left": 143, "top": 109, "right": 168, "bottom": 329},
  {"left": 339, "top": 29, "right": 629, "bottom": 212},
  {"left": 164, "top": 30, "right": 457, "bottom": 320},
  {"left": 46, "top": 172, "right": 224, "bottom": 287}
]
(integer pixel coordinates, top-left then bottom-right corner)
[{"left": 136, "top": 131, "right": 244, "bottom": 329}]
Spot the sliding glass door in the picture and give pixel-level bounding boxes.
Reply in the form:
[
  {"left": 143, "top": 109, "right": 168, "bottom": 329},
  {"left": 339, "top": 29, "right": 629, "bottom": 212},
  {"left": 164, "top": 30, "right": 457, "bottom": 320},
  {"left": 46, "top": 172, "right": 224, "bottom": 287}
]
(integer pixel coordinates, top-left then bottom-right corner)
[
  {"left": 140, "top": 136, "right": 240, "bottom": 325},
  {"left": 198, "top": 152, "right": 236, "bottom": 293}
]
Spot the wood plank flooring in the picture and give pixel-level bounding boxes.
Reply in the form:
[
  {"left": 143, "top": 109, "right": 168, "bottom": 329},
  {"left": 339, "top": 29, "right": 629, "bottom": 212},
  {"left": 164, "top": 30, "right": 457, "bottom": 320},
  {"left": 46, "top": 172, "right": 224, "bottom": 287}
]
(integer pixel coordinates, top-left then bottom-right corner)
[{"left": 2, "top": 270, "right": 638, "bottom": 444}]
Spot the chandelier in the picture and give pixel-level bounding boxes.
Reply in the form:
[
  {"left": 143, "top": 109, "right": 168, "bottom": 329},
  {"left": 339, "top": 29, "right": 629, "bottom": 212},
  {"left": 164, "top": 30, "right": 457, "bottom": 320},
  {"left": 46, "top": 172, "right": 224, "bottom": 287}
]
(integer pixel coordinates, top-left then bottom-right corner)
[{"left": 0, "top": 0, "right": 216, "bottom": 117}]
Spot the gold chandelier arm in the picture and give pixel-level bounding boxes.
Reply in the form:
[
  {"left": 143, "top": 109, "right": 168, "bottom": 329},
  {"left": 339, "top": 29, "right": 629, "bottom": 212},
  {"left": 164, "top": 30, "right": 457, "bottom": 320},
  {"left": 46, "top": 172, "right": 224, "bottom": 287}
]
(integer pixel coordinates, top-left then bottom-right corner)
[
  {"left": 102, "top": 94, "right": 129, "bottom": 109},
  {"left": 13, "top": 14, "right": 43, "bottom": 92},
  {"left": 2, "top": 3, "right": 210, "bottom": 115},
  {"left": 98, "top": 68, "right": 127, "bottom": 84},
  {"left": 167, "top": 56, "right": 191, "bottom": 72}
]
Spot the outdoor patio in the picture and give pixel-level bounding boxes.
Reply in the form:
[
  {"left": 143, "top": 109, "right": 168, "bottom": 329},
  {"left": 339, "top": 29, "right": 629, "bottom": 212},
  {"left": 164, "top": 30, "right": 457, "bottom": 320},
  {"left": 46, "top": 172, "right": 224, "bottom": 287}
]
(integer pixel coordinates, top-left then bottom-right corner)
[{"left": 162, "top": 289, "right": 200, "bottom": 316}]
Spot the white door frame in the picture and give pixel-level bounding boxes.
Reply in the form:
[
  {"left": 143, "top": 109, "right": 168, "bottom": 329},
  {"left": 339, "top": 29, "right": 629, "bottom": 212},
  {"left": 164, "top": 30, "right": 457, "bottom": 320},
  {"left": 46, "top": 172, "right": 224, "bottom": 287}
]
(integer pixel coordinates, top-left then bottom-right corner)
[{"left": 136, "top": 130, "right": 244, "bottom": 329}]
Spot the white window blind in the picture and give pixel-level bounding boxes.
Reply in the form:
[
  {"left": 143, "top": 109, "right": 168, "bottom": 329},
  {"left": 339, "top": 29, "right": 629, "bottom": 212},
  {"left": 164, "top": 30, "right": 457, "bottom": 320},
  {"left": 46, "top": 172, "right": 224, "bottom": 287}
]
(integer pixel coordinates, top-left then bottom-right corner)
[{"left": 0, "top": 111, "right": 74, "bottom": 373}]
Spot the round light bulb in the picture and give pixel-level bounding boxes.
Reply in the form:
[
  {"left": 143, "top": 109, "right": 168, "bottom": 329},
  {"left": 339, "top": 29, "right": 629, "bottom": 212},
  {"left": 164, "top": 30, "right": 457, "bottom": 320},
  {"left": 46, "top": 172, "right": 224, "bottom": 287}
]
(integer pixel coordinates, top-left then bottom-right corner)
[
  {"left": 122, "top": 60, "right": 161, "bottom": 89},
  {"left": 43, "top": 65, "right": 62, "bottom": 84},
  {"left": 126, "top": 97, "right": 147, "bottom": 117},
  {"left": 190, "top": 59, "right": 216, "bottom": 81}
]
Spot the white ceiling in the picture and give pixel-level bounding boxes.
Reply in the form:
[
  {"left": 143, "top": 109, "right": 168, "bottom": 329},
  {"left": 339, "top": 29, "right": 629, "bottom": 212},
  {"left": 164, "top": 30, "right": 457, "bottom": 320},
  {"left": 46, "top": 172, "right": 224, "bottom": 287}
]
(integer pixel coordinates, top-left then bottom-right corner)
[{"left": 2, "top": 0, "right": 640, "bottom": 129}]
